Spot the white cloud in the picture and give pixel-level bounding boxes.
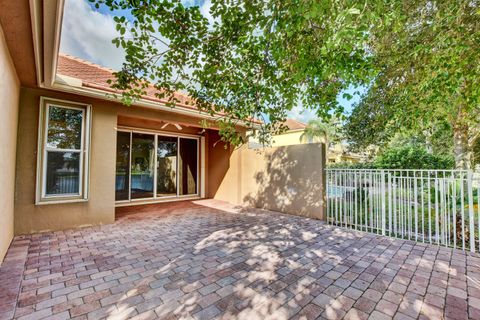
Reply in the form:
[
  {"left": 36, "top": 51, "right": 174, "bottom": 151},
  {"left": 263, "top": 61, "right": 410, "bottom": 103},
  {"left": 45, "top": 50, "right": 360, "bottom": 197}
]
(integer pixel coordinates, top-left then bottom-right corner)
[
  {"left": 181, "top": 0, "right": 214, "bottom": 24},
  {"left": 60, "top": 0, "right": 127, "bottom": 69},
  {"left": 199, "top": 0, "right": 215, "bottom": 25},
  {"left": 60, "top": 0, "right": 215, "bottom": 70},
  {"left": 287, "top": 104, "right": 317, "bottom": 123}
]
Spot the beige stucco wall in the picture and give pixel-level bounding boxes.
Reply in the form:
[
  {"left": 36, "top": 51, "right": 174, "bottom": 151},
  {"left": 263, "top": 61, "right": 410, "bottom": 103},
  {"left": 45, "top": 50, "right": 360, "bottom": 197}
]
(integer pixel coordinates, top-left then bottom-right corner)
[
  {"left": 14, "top": 87, "right": 235, "bottom": 234},
  {"left": 250, "top": 130, "right": 323, "bottom": 148},
  {"left": 214, "top": 143, "right": 326, "bottom": 219},
  {"left": 271, "top": 130, "right": 305, "bottom": 146},
  {"left": 0, "top": 24, "right": 20, "bottom": 261},
  {"left": 268, "top": 132, "right": 364, "bottom": 164}
]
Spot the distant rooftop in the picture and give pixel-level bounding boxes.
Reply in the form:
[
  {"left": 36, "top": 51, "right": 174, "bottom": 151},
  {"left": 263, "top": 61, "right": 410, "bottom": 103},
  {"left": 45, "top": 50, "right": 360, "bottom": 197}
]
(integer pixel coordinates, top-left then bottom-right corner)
[{"left": 282, "top": 119, "right": 307, "bottom": 131}]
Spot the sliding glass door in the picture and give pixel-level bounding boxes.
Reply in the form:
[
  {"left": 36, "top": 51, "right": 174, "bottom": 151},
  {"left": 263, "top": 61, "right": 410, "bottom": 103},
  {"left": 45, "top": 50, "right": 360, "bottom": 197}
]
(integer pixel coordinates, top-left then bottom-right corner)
[{"left": 115, "top": 130, "right": 200, "bottom": 202}]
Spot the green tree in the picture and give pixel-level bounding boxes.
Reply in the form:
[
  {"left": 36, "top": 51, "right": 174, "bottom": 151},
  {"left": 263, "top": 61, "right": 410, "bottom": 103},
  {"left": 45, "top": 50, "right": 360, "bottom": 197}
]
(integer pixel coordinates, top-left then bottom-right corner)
[
  {"left": 89, "top": 0, "right": 390, "bottom": 146},
  {"left": 346, "top": 1, "right": 480, "bottom": 169},
  {"left": 91, "top": 0, "right": 479, "bottom": 163},
  {"left": 345, "top": 114, "right": 454, "bottom": 157},
  {"left": 328, "top": 146, "right": 454, "bottom": 169}
]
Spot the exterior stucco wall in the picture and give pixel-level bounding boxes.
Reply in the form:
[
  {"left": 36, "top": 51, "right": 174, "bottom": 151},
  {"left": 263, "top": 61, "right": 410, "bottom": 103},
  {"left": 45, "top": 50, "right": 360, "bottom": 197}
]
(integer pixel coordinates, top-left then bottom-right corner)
[
  {"left": 15, "top": 88, "right": 117, "bottom": 235},
  {"left": 271, "top": 131, "right": 304, "bottom": 146},
  {"left": 14, "top": 87, "right": 234, "bottom": 234},
  {"left": 249, "top": 130, "right": 323, "bottom": 148},
  {"left": 214, "top": 143, "right": 326, "bottom": 219},
  {"left": 204, "top": 131, "right": 233, "bottom": 198},
  {"left": 0, "top": 24, "right": 20, "bottom": 262}
]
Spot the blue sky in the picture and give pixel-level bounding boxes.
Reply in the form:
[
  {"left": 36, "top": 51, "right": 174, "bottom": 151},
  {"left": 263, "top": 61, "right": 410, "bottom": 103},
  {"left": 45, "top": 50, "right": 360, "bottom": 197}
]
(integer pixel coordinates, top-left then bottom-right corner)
[{"left": 60, "top": 0, "right": 363, "bottom": 122}]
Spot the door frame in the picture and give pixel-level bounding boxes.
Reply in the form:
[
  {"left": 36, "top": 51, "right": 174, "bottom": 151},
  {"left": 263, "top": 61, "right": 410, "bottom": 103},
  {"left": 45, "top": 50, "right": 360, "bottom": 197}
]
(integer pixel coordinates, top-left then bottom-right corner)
[{"left": 115, "top": 126, "right": 203, "bottom": 205}]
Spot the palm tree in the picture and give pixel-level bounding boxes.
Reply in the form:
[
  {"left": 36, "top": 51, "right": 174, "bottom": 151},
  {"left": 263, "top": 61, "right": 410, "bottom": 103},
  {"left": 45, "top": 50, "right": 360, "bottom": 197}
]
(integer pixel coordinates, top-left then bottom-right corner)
[{"left": 300, "top": 118, "right": 341, "bottom": 147}]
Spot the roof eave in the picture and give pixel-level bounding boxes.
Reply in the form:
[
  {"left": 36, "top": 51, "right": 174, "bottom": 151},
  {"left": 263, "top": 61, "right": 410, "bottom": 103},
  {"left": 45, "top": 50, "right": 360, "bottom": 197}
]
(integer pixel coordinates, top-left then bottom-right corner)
[
  {"left": 50, "top": 80, "right": 260, "bottom": 128},
  {"left": 30, "top": 0, "right": 64, "bottom": 88}
]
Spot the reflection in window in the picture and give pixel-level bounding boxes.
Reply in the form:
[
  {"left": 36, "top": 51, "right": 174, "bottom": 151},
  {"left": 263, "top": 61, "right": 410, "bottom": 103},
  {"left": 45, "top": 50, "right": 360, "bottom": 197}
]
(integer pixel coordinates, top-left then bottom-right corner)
[
  {"left": 115, "top": 132, "right": 131, "bottom": 201},
  {"left": 131, "top": 133, "right": 155, "bottom": 199},
  {"left": 47, "top": 106, "right": 83, "bottom": 149},
  {"left": 157, "top": 136, "right": 177, "bottom": 197},
  {"left": 46, "top": 152, "right": 80, "bottom": 195}
]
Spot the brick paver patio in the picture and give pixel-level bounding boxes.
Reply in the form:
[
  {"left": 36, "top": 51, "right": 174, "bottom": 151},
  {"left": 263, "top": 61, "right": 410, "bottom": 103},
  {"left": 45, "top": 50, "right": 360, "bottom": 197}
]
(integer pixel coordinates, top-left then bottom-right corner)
[{"left": 1, "top": 200, "right": 479, "bottom": 320}]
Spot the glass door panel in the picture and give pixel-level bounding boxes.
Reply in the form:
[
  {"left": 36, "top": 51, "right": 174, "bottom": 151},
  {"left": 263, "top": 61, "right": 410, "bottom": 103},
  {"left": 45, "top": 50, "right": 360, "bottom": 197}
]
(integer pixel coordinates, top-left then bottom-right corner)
[
  {"left": 157, "top": 136, "right": 177, "bottom": 197},
  {"left": 179, "top": 138, "right": 198, "bottom": 195},
  {"left": 115, "top": 131, "right": 130, "bottom": 201},
  {"left": 131, "top": 133, "right": 155, "bottom": 199}
]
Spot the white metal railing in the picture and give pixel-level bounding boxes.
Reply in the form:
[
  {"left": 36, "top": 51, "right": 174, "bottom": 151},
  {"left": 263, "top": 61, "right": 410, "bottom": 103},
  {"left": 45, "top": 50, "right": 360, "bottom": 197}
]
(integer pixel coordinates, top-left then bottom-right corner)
[{"left": 326, "top": 169, "right": 480, "bottom": 253}]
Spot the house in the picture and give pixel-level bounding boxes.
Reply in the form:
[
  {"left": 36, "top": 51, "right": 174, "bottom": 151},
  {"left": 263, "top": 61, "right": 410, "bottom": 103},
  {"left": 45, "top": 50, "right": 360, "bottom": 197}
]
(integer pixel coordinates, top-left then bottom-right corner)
[
  {"left": 0, "top": 0, "right": 243, "bottom": 262},
  {"left": 250, "top": 119, "right": 365, "bottom": 164},
  {"left": 0, "top": 1, "right": 326, "bottom": 263},
  {"left": 270, "top": 119, "right": 311, "bottom": 147},
  {"left": 326, "top": 142, "right": 366, "bottom": 164}
]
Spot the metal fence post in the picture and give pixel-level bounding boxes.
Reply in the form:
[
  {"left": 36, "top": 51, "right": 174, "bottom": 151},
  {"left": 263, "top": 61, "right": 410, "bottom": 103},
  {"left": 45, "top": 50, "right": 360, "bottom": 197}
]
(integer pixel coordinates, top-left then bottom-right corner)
[
  {"left": 381, "top": 170, "right": 386, "bottom": 235},
  {"left": 388, "top": 171, "right": 392, "bottom": 235},
  {"left": 467, "top": 170, "right": 475, "bottom": 252}
]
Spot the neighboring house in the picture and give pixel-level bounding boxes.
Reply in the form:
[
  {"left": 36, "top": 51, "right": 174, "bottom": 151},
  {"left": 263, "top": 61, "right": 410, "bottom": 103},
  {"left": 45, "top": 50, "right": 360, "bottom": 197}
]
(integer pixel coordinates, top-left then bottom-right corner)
[
  {"left": 326, "top": 142, "right": 365, "bottom": 164},
  {"left": 270, "top": 119, "right": 311, "bottom": 147},
  {"left": 0, "top": 1, "right": 253, "bottom": 262},
  {"left": 251, "top": 119, "right": 365, "bottom": 164}
]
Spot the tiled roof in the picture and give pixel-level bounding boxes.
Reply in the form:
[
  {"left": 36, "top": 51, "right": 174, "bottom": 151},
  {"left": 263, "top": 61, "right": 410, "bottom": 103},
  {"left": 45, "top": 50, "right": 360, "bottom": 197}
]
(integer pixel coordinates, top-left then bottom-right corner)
[
  {"left": 282, "top": 119, "right": 307, "bottom": 131},
  {"left": 56, "top": 54, "right": 265, "bottom": 124},
  {"left": 57, "top": 54, "right": 197, "bottom": 111}
]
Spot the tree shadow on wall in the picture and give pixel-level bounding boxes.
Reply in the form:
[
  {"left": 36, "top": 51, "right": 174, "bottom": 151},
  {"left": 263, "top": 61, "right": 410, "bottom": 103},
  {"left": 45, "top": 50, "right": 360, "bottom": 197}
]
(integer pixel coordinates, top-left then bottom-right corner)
[{"left": 243, "top": 144, "right": 325, "bottom": 219}]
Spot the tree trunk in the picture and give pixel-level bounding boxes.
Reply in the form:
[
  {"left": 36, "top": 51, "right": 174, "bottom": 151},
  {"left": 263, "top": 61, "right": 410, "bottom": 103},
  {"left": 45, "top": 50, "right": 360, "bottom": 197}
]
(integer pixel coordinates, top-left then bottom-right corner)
[{"left": 453, "top": 123, "right": 472, "bottom": 170}]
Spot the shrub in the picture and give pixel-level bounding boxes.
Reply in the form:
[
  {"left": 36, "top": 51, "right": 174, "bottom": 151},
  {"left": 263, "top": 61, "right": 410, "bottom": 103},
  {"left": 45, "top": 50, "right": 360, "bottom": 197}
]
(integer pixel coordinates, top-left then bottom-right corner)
[
  {"left": 327, "top": 161, "right": 376, "bottom": 169},
  {"left": 327, "top": 146, "right": 454, "bottom": 169},
  {"left": 374, "top": 146, "right": 454, "bottom": 169}
]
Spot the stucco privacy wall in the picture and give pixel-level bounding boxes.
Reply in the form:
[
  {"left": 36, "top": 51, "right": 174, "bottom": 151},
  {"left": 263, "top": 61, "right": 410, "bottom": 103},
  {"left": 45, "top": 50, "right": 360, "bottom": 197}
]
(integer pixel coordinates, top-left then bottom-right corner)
[
  {"left": 214, "top": 143, "right": 326, "bottom": 219},
  {"left": 14, "top": 87, "right": 234, "bottom": 234},
  {"left": 0, "top": 24, "right": 20, "bottom": 262}
]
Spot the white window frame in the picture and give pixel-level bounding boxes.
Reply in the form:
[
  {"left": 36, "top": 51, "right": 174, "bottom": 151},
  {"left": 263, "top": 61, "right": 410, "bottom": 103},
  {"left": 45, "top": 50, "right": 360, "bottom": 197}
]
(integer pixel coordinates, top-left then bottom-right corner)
[{"left": 35, "top": 97, "right": 92, "bottom": 205}]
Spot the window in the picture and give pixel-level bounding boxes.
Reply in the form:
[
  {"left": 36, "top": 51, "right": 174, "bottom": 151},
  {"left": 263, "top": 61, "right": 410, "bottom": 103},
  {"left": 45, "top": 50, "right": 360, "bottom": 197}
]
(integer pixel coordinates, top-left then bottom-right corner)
[{"left": 36, "top": 98, "right": 91, "bottom": 204}]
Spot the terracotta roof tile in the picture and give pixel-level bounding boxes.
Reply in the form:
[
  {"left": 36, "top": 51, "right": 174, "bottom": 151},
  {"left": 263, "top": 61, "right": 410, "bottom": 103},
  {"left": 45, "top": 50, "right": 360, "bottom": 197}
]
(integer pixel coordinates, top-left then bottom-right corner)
[
  {"left": 282, "top": 119, "right": 307, "bottom": 131},
  {"left": 56, "top": 54, "right": 262, "bottom": 124},
  {"left": 57, "top": 54, "right": 196, "bottom": 110}
]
